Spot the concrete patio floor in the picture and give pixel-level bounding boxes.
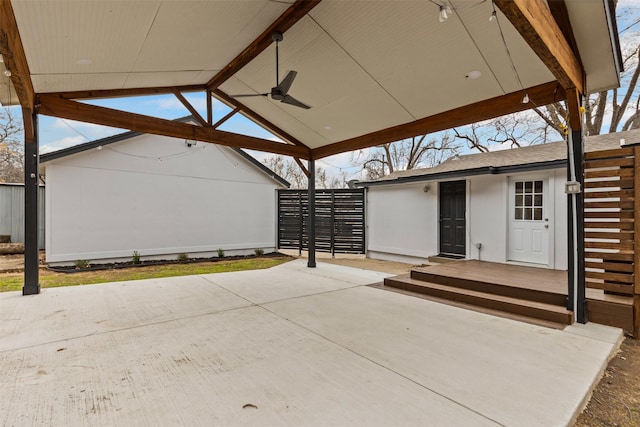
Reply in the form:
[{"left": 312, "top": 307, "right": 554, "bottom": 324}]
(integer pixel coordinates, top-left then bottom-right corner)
[{"left": 0, "top": 260, "right": 623, "bottom": 426}]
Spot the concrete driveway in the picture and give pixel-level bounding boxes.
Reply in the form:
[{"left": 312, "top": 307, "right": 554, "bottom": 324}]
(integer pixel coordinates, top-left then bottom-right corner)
[{"left": 0, "top": 260, "right": 622, "bottom": 426}]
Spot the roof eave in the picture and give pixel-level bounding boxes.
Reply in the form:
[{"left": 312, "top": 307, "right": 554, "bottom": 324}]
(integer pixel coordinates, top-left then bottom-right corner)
[
  {"left": 357, "top": 159, "right": 567, "bottom": 188},
  {"left": 40, "top": 115, "right": 291, "bottom": 188}
]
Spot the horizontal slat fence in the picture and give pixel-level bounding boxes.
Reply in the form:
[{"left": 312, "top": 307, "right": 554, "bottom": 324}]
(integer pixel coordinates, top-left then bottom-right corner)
[
  {"left": 277, "top": 189, "right": 365, "bottom": 255},
  {"left": 583, "top": 146, "right": 636, "bottom": 296}
]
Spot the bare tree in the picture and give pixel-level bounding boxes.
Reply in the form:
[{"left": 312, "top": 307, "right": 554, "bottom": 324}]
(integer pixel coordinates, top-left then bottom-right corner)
[
  {"left": 316, "top": 168, "right": 348, "bottom": 189},
  {"left": 352, "top": 133, "right": 459, "bottom": 180},
  {"left": 262, "top": 155, "right": 348, "bottom": 189},
  {"left": 262, "top": 155, "right": 308, "bottom": 188},
  {"left": 0, "top": 109, "right": 24, "bottom": 183},
  {"left": 453, "top": 111, "right": 561, "bottom": 153},
  {"left": 533, "top": 34, "right": 640, "bottom": 136}
]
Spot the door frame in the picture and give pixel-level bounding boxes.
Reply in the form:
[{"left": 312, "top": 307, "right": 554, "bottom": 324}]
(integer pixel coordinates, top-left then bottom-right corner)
[
  {"left": 438, "top": 180, "right": 466, "bottom": 258},
  {"left": 506, "top": 174, "right": 555, "bottom": 268}
]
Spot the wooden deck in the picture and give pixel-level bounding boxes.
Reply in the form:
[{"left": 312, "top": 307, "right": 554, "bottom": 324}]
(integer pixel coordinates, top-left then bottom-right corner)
[{"left": 383, "top": 260, "right": 634, "bottom": 333}]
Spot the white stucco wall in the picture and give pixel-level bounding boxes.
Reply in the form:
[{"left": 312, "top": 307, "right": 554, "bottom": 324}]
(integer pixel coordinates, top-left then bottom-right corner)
[
  {"left": 44, "top": 135, "right": 283, "bottom": 264},
  {"left": 366, "top": 168, "right": 569, "bottom": 270}
]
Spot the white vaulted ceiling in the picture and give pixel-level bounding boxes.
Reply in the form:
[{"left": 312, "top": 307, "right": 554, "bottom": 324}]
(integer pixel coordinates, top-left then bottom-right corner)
[{"left": 5, "top": 0, "right": 621, "bottom": 153}]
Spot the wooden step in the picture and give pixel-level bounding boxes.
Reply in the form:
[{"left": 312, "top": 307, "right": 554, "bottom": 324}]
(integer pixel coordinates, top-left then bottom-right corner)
[
  {"left": 370, "top": 283, "right": 568, "bottom": 330},
  {"left": 427, "top": 255, "right": 463, "bottom": 264},
  {"left": 385, "top": 275, "right": 574, "bottom": 325},
  {"left": 411, "top": 263, "right": 567, "bottom": 306}
]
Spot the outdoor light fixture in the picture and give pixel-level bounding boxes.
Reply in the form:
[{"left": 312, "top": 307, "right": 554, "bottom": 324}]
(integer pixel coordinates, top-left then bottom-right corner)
[
  {"left": 522, "top": 93, "right": 529, "bottom": 104},
  {"left": 423, "top": 185, "right": 431, "bottom": 193},
  {"left": 489, "top": 10, "right": 497, "bottom": 21},
  {"left": 466, "top": 70, "right": 482, "bottom": 79},
  {"left": 185, "top": 139, "right": 197, "bottom": 147},
  {"left": 439, "top": 4, "right": 451, "bottom": 22},
  {"left": 432, "top": 0, "right": 485, "bottom": 23},
  {"left": 565, "top": 181, "right": 581, "bottom": 194}
]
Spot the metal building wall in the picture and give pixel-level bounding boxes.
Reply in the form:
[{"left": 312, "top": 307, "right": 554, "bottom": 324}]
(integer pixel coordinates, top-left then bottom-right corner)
[{"left": 0, "top": 183, "right": 45, "bottom": 249}]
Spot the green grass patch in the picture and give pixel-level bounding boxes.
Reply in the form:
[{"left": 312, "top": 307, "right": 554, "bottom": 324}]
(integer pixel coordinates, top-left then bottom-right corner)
[{"left": 0, "top": 257, "right": 291, "bottom": 293}]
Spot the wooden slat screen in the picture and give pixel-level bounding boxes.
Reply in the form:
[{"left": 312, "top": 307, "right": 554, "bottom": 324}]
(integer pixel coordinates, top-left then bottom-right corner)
[
  {"left": 277, "top": 189, "right": 365, "bottom": 254},
  {"left": 583, "top": 146, "right": 636, "bottom": 295}
]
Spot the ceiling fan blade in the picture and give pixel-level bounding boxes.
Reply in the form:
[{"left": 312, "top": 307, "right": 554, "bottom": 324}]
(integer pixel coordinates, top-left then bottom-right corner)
[
  {"left": 231, "top": 93, "right": 269, "bottom": 98},
  {"left": 277, "top": 70, "right": 297, "bottom": 96},
  {"left": 281, "top": 95, "right": 311, "bottom": 109}
]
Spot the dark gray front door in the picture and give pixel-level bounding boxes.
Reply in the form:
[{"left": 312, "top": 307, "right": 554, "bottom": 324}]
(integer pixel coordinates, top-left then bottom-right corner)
[{"left": 439, "top": 180, "right": 466, "bottom": 257}]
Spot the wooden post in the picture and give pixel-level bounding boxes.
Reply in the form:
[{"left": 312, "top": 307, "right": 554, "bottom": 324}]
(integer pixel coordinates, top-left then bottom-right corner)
[{"left": 634, "top": 146, "right": 640, "bottom": 337}]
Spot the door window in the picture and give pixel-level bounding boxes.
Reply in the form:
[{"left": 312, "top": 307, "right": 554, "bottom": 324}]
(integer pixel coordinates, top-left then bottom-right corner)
[{"left": 514, "top": 180, "right": 543, "bottom": 221}]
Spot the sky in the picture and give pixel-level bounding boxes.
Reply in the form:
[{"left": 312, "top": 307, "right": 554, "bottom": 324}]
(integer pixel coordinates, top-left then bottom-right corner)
[{"left": 6, "top": 0, "right": 640, "bottom": 183}]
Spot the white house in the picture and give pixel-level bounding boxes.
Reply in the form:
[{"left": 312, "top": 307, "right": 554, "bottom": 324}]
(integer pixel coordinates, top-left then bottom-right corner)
[
  {"left": 41, "top": 119, "right": 289, "bottom": 265},
  {"left": 360, "top": 130, "right": 640, "bottom": 269}
]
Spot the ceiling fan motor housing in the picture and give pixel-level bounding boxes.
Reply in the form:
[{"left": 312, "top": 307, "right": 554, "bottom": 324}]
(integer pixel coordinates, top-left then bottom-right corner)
[{"left": 271, "top": 87, "right": 284, "bottom": 100}]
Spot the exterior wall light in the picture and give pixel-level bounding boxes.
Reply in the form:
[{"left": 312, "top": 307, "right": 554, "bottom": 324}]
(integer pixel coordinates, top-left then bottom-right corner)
[{"left": 565, "top": 181, "right": 581, "bottom": 194}]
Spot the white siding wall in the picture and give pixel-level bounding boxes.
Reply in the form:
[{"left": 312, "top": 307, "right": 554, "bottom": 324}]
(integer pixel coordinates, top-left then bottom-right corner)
[
  {"left": 0, "top": 184, "right": 45, "bottom": 248},
  {"left": 366, "top": 182, "right": 438, "bottom": 263},
  {"left": 366, "top": 168, "right": 569, "bottom": 270},
  {"left": 467, "top": 175, "right": 506, "bottom": 263},
  {"left": 552, "top": 169, "right": 568, "bottom": 269},
  {"left": 45, "top": 135, "right": 281, "bottom": 264}
]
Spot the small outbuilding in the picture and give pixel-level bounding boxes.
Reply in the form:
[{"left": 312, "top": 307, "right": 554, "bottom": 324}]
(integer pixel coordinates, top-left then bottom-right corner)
[
  {"left": 41, "top": 118, "right": 289, "bottom": 265},
  {"left": 360, "top": 130, "right": 640, "bottom": 270}
]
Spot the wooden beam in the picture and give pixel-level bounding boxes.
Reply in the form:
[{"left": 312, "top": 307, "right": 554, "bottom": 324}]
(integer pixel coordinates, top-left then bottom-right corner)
[
  {"left": 22, "top": 106, "right": 35, "bottom": 142},
  {"left": 172, "top": 89, "right": 207, "bottom": 126},
  {"left": 206, "top": 89, "right": 213, "bottom": 125},
  {"left": 206, "top": 0, "right": 322, "bottom": 90},
  {"left": 0, "top": 0, "right": 35, "bottom": 111},
  {"left": 313, "top": 81, "right": 564, "bottom": 159},
  {"left": 52, "top": 84, "right": 205, "bottom": 100},
  {"left": 213, "top": 107, "right": 240, "bottom": 129},
  {"left": 494, "top": 0, "right": 584, "bottom": 94},
  {"left": 547, "top": 0, "right": 583, "bottom": 65},
  {"left": 566, "top": 87, "right": 582, "bottom": 131},
  {"left": 294, "top": 157, "right": 310, "bottom": 178},
  {"left": 38, "top": 94, "right": 310, "bottom": 159},
  {"left": 214, "top": 89, "right": 307, "bottom": 147}
]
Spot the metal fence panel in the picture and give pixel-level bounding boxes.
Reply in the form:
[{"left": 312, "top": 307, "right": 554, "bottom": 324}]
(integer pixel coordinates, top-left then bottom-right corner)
[
  {"left": 277, "top": 189, "right": 365, "bottom": 254},
  {"left": 0, "top": 183, "right": 45, "bottom": 249}
]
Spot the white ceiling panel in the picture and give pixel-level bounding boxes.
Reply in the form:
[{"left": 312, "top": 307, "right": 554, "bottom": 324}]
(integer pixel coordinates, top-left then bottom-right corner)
[
  {"left": 31, "top": 73, "right": 128, "bottom": 94},
  {"left": 13, "top": 0, "right": 161, "bottom": 75},
  {"left": 123, "top": 71, "right": 205, "bottom": 89},
  {"left": 455, "top": 3, "right": 555, "bottom": 94},
  {"left": 132, "top": 1, "right": 288, "bottom": 73},
  {"left": 298, "top": 79, "right": 417, "bottom": 145}
]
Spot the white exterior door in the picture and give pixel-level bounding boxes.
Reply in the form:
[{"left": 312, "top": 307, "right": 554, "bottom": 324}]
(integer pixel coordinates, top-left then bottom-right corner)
[{"left": 508, "top": 176, "right": 551, "bottom": 265}]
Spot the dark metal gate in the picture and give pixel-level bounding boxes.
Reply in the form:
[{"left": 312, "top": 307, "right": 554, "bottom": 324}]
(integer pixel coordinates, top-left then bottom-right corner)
[{"left": 277, "top": 189, "right": 365, "bottom": 255}]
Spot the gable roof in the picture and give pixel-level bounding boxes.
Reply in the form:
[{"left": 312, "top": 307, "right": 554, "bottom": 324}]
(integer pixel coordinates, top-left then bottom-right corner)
[
  {"left": 359, "top": 129, "right": 640, "bottom": 187},
  {"left": 40, "top": 116, "right": 291, "bottom": 188}
]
